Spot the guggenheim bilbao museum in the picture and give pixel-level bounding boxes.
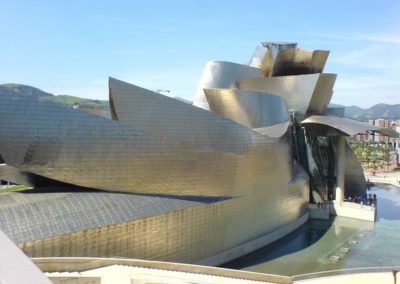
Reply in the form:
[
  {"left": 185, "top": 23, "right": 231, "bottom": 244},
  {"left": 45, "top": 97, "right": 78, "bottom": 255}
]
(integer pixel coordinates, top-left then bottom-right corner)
[{"left": 0, "top": 41, "right": 394, "bottom": 265}]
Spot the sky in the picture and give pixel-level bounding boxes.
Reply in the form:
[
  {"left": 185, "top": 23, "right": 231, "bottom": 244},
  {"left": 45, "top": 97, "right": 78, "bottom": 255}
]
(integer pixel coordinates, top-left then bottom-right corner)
[{"left": 0, "top": 0, "right": 399, "bottom": 108}]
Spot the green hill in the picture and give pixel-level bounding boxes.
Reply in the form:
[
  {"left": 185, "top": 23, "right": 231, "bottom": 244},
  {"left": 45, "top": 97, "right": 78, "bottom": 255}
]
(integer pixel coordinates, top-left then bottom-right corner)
[
  {"left": 0, "top": 84, "right": 108, "bottom": 109},
  {"left": 362, "top": 103, "right": 400, "bottom": 120},
  {"left": 344, "top": 105, "right": 365, "bottom": 120},
  {"left": 41, "top": 95, "right": 109, "bottom": 109},
  {"left": 0, "top": 83, "right": 53, "bottom": 98}
]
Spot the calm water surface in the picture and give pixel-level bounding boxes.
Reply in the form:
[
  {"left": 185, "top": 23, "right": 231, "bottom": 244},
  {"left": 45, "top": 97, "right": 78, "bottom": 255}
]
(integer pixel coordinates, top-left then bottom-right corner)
[{"left": 223, "top": 185, "right": 400, "bottom": 276}]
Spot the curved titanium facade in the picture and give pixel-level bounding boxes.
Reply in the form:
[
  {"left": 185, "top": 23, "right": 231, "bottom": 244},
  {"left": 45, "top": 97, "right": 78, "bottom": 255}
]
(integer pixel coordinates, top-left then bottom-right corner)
[
  {"left": 192, "top": 61, "right": 260, "bottom": 110},
  {"left": 203, "top": 88, "right": 289, "bottom": 131},
  {"left": 0, "top": 189, "right": 210, "bottom": 245},
  {"left": 253, "top": 121, "right": 291, "bottom": 138},
  {"left": 0, "top": 164, "right": 35, "bottom": 186},
  {"left": 248, "top": 42, "right": 297, "bottom": 69},
  {"left": 109, "top": 77, "right": 255, "bottom": 153},
  {"left": 1, "top": 178, "right": 308, "bottom": 263},
  {"left": 239, "top": 73, "right": 337, "bottom": 119},
  {"left": 0, "top": 40, "right": 384, "bottom": 264},
  {"left": 0, "top": 91, "right": 297, "bottom": 197},
  {"left": 0, "top": 164, "right": 68, "bottom": 187},
  {"left": 268, "top": 48, "right": 329, "bottom": 77}
]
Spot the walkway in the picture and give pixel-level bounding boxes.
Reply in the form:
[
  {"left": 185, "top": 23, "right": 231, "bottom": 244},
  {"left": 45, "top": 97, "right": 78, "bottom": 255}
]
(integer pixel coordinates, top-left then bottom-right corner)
[{"left": 365, "top": 172, "right": 400, "bottom": 188}]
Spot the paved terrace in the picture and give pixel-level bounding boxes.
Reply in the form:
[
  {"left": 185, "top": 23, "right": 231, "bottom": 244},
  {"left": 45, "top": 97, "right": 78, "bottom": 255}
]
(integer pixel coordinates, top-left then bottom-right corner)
[
  {"left": 34, "top": 257, "right": 400, "bottom": 284},
  {"left": 365, "top": 172, "right": 400, "bottom": 188}
]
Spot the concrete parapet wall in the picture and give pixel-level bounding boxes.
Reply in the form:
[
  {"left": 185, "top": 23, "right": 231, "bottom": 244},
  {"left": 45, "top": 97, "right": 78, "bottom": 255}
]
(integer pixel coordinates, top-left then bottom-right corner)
[
  {"left": 293, "top": 266, "right": 400, "bottom": 284},
  {"left": 33, "top": 257, "right": 292, "bottom": 284},
  {"left": 367, "top": 176, "right": 400, "bottom": 188},
  {"left": 329, "top": 201, "right": 376, "bottom": 222},
  {"left": 309, "top": 205, "right": 329, "bottom": 220}
]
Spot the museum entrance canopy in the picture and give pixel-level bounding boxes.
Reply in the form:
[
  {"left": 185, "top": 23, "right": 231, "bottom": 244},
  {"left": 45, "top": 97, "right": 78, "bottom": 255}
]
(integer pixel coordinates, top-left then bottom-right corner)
[{"left": 301, "top": 115, "right": 399, "bottom": 138}]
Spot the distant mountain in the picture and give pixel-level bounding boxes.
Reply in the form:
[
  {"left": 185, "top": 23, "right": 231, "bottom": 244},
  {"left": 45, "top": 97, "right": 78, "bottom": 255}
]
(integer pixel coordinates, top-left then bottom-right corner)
[
  {"left": 43, "top": 95, "right": 109, "bottom": 109},
  {"left": 344, "top": 105, "right": 364, "bottom": 119},
  {"left": 0, "top": 84, "right": 193, "bottom": 109},
  {"left": 344, "top": 103, "right": 400, "bottom": 121},
  {"left": 0, "top": 84, "right": 108, "bottom": 109},
  {"left": 0, "top": 83, "right": 53, "bottom": 98},
  {"left": 362, "top": 104, "right": 400, "bottom": 120}
]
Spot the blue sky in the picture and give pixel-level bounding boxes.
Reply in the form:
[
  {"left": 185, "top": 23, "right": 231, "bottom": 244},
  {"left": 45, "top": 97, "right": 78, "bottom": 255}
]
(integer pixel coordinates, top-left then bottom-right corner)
[{"left": 1, "top": 0, "right": 399, "bottom": 107}]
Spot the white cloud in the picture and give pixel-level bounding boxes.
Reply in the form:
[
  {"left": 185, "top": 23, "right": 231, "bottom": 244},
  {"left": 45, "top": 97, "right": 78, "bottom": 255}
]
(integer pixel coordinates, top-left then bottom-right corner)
[{"left": 310, "top": 32, "right": 400, "bottom": 107}]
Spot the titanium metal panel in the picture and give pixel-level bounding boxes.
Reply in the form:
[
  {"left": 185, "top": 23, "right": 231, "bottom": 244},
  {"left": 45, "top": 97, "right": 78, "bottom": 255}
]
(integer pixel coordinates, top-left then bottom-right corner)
[
  {"left": 252, "top": 122, "right": 291, "bottom": 138},
  {"left": 79, "top": 107, "right": 112, "bottom": 119},
  {"left": 239, "top": 73, "right": 336, "bottom": 119},
  {"left": 0, "top": 164, "right": 34, "bottom": 186},
  {"left": 307, "top": 75, "right": 336, "bottom": 115},
  {"left": 0, "top": 164, "right": 75, "bottom": 187},
  {"left": 1, "top": 172, "right": 308, "bottom": 263},
  {"left": 248, "top": 45, "right": 270, "bottom": 68},
  {"left": 203, "top": 88, "right": 289, "bottom": 131},
  {"left": 0, "top": 93, "right": 294, "bottom": 196},
  {"left": 108, "top": 77, "right": 256, "bottom": 153},
  {"left": 302, "top": 115, "right": 399, "bottom": 137},
  {"left": 248, "top": 42, "right": 297, "bottom": 69},
  {"left": 0, "top": 189, "right": 211, "bottom": 244},
  {"left": 192, "top": 61, "right": 260, "bottom": 110},
  {"left": 267, "top": 48, "right": 329, "bottom": 77}
]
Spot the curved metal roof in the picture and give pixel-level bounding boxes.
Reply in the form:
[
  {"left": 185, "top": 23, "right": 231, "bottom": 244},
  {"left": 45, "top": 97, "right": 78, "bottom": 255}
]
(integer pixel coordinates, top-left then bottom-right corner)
[
  {"left": 302, "top": 115, "right": 399, "bottom": 137},
  {"left": 0, "top": 90, "right": 294, "bottom": 197},
  {"left": 108, "top": 77, "right": 259, "bottom": 153},
  {"left": 0, "top": 189, "right": 212, "bottom": 244}
]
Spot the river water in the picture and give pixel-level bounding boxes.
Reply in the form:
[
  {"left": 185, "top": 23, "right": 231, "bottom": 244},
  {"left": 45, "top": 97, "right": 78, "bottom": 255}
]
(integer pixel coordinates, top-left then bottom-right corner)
[{"left": 223, "top": 184, "right": 400, "bottom": 276}]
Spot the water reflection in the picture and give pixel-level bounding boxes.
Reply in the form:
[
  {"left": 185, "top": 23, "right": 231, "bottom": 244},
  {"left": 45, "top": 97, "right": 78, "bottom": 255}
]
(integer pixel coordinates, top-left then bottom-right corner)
[
  {"left": 224, "top": 219, "right": 332, "bottom": 269},
  {"left": 222, "top": 185, "right": 400, "bottom": 276}
]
